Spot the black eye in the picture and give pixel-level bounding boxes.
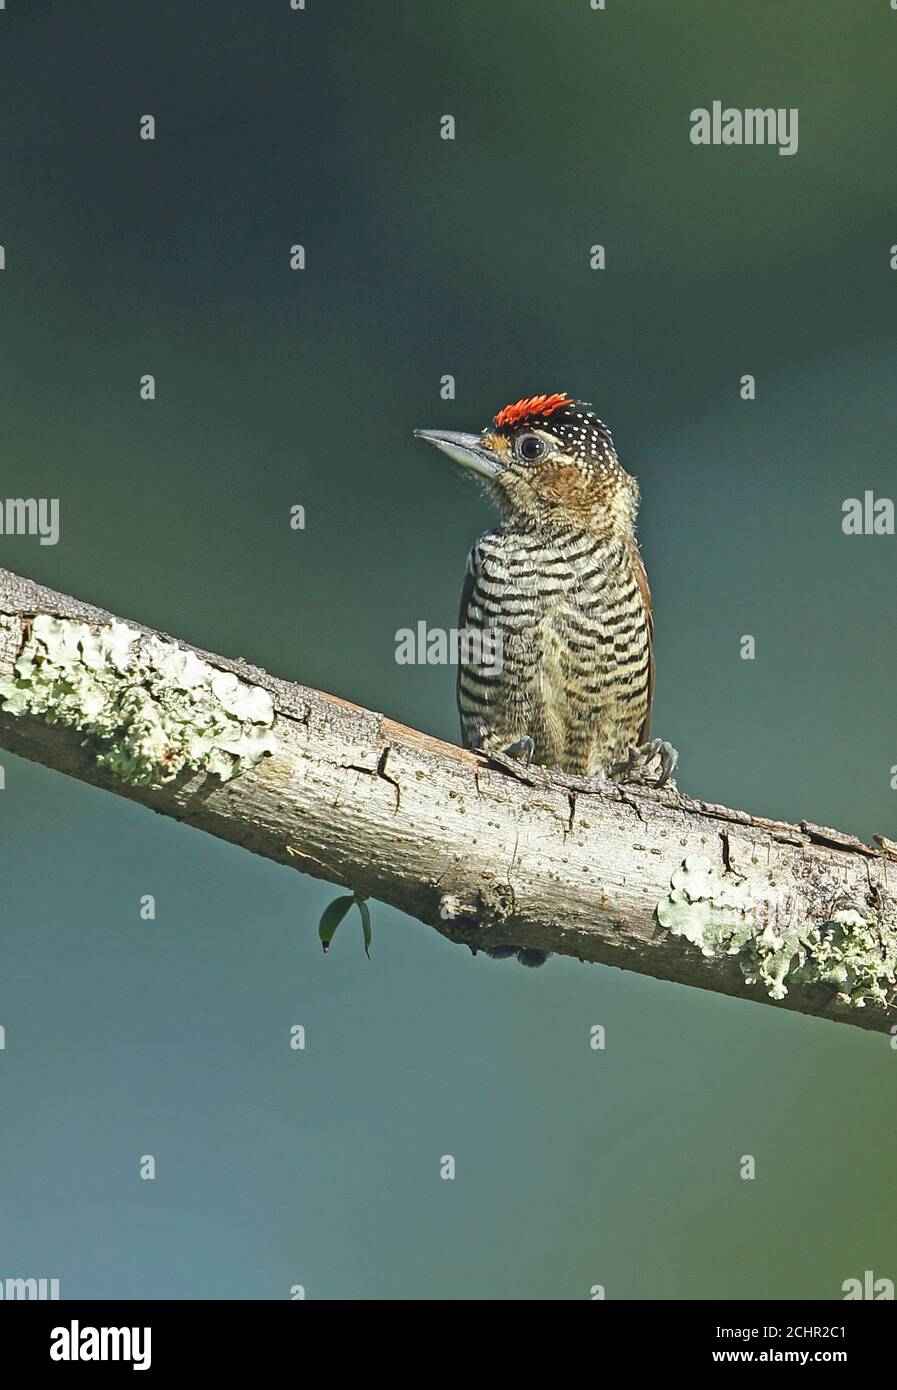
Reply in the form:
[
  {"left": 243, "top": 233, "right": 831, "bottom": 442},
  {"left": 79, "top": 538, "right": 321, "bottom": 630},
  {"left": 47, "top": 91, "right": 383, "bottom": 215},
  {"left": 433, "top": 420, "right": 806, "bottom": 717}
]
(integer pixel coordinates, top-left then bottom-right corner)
[{"left": 517, "top": 433, "right": 546, "bottom": 462}]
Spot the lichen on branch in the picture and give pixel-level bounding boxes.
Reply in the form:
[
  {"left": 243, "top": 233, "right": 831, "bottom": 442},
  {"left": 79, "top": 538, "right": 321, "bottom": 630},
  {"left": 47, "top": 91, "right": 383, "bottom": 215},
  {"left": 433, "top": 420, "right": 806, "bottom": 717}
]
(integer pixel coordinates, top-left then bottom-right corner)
[
  {"left": 0, "top": 614, "right": 276, "bottom": 786},
  {"left": 657, "top": 855, "right": 897, "bottom": 1009},
  {"left": 0, "top": 564, "right": 894, "bottom": 1034}
]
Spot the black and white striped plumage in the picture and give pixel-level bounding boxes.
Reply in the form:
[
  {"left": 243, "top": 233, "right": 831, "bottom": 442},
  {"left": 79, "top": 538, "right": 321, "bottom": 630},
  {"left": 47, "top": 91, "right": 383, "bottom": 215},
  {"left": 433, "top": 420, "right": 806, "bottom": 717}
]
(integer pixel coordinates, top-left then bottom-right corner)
[
  {"left": 418, "top": 394, "right": 654, "bottom": 779},
  {"left": 457, "top": 520, "right": 652, "bottom": 777}
]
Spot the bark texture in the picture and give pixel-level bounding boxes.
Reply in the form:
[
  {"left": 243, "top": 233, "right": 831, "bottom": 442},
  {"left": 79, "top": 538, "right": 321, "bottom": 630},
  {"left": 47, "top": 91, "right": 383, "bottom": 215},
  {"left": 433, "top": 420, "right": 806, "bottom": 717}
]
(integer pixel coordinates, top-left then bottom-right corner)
[{"left": 0, "top": 565, "right": 895, "bottom": 1034}]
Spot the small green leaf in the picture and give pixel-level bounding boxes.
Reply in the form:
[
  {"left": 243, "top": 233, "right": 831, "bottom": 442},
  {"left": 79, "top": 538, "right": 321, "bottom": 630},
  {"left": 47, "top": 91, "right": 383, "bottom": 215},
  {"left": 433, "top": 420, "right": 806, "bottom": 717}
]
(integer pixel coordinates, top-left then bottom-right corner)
[
  {"left": 355, "top": 895, "right": 372, "bottom": 959},
  {"left": 318, "top": 895, "right": 354, "bottom": 953}
]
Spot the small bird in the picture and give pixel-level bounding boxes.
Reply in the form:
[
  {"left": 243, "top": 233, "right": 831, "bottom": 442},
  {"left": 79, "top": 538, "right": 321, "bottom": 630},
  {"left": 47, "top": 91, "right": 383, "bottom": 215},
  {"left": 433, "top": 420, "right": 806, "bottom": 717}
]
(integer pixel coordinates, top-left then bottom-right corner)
[{"left": 416, "top": 393, "right": 676, "bottom": 965}]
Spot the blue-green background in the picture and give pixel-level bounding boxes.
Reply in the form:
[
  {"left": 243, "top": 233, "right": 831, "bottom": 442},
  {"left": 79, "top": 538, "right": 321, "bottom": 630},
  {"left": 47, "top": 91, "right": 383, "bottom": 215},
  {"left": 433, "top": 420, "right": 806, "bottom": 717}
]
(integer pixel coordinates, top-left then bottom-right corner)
[{"left": 0, "top": 0, "right": 895, "bottom": 1299}]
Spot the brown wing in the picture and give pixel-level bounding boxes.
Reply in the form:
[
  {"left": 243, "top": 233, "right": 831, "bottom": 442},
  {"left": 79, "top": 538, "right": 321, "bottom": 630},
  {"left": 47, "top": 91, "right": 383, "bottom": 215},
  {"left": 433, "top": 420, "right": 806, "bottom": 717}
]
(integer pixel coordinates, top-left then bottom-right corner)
[{"left": 631, "top": 543, "right": 655, "bottom": 745}]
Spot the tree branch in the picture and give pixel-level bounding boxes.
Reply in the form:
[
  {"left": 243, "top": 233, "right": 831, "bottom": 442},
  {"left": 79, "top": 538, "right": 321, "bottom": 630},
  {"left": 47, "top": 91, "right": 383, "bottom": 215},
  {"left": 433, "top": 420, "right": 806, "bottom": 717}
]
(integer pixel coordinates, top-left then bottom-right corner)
[{"left": 1, "top": 565, "right": 895, "bottom": 1033}]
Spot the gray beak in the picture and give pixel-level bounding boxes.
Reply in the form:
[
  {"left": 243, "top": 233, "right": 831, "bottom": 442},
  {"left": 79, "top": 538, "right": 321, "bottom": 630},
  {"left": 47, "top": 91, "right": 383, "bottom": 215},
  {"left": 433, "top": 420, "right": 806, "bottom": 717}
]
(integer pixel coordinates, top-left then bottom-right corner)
[{"left": 414, "top": 428, "right": 498, "bottom": 480}]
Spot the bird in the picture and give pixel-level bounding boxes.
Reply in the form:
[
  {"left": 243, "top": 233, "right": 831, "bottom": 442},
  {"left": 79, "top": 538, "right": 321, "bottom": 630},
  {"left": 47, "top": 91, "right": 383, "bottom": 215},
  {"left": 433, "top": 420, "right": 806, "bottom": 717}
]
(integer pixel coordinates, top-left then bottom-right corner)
[{"left": 415, "top": 393, "right": 676, "bottom": 966}]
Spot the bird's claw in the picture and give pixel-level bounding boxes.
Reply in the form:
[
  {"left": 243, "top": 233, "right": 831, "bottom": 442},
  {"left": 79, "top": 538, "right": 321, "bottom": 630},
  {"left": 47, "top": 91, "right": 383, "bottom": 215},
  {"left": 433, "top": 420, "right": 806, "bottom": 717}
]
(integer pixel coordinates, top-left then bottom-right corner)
[
  {"left": 610, "top": 737, "right": 678, "bottom": 788},
  {"left": 500, "top": 735, "right": 535, "bottom": 764}
]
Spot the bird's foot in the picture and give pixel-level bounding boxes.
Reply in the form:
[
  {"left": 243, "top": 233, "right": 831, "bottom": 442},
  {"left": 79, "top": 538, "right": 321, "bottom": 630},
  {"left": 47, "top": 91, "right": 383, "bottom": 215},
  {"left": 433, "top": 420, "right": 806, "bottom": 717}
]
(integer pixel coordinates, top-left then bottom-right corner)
[
  {"left": 610, "top": 737, "right": 678, "bottom": 789},
  {"left": 500, "top": 735, "right": 535, "bottom": 763}
]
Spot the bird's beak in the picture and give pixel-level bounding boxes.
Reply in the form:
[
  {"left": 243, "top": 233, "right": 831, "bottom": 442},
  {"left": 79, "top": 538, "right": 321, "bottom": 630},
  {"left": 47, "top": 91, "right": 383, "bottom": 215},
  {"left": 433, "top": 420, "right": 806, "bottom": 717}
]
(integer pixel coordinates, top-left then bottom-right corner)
[{"left": 414, "top": 428, "right": 498, "bottom": 480}]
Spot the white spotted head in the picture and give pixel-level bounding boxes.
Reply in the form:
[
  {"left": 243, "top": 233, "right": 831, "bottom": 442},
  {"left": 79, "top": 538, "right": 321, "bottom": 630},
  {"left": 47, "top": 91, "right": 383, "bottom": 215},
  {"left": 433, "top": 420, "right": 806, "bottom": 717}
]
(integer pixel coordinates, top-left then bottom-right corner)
[{"left": 415, "top": 393, "right": 635, "bottom": 534}]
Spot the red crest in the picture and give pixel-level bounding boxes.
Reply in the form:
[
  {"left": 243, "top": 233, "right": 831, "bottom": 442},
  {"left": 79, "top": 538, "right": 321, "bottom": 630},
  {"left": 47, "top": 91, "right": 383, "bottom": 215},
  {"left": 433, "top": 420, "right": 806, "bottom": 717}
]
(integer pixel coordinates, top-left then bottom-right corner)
[{"left": 493, "top": 392, "right": 573, "bottom": 430}]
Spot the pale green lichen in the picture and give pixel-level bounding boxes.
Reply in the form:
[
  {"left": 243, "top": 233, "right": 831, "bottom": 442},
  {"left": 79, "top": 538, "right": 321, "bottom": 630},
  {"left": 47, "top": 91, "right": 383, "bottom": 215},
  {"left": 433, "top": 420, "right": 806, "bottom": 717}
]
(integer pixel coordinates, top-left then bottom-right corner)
[
  {"left": 0, "top": 615, "right": 276, "bottom": 786},
  {"left": 786, "top": 911, "right": 897, "bottom": 1009},
  {"left": 656, "top": 856, "right": 755, "bottom": 957},
  {"left": 740, "top": 919, "right": 805, "bottom": 1002},
  {"left": 656, "top": 855, "right": 897, "bottom": 1009}
]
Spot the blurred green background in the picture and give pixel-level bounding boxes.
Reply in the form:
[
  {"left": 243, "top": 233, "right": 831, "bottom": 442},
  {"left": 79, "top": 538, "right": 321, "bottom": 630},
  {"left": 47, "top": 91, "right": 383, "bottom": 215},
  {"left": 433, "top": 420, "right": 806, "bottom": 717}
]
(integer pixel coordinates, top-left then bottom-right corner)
[{"left": 0, "top": 0, "right": 895, "bottom": 1299}]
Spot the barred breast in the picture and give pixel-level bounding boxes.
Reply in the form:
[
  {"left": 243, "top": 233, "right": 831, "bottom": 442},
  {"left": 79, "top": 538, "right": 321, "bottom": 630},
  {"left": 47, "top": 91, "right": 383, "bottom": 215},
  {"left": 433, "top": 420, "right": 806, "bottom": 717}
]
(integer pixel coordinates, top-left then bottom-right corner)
[{"left": 457, "top": 526, "right": 653, "bottom": 776}]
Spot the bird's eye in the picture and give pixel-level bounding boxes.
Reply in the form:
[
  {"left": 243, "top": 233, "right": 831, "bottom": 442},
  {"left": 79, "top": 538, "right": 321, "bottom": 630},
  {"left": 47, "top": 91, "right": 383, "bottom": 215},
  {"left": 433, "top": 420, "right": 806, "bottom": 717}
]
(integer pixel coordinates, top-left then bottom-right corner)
[{"left": 516, "top": 433, "right": 546, "bottom": 462}]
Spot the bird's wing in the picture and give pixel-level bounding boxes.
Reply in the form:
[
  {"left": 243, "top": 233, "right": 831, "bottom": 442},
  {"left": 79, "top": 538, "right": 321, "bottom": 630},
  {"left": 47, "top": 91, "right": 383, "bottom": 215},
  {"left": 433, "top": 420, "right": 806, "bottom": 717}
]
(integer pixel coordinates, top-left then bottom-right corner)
[
  {"left": 631, "top": 543, "right": 655, "bottom": 744},
  {"left": 457, "top": 546, "right": 477, "bottom": 632},
  {"left": 456, "top": 546, "right": 480, "bottom": 749}
]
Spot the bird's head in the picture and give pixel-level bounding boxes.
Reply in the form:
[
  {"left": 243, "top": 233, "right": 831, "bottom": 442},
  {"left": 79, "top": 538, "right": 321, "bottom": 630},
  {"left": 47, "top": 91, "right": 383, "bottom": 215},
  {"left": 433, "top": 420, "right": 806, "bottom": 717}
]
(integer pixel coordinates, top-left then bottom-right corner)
[{"left": 415, "top": 393, "right": 637, "bottom": 534}]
